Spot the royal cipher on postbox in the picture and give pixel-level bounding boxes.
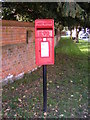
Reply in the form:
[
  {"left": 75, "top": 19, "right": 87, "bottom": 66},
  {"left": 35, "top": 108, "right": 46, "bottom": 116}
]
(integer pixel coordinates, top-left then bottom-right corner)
[{"left": 35, "top": 19, "right": 54, "bottom": 65}]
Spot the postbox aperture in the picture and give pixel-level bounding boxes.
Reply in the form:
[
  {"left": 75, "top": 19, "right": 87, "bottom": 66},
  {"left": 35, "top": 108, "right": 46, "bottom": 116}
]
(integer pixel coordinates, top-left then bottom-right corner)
[{"left": 35, "top": 19, "right": 54, "bottom": 65}]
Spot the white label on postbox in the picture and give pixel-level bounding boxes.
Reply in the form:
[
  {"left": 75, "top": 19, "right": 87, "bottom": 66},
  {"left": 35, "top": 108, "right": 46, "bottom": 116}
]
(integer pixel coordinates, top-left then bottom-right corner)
[{"left": 41, "top": 42, "right": 49, "bottom": 57}]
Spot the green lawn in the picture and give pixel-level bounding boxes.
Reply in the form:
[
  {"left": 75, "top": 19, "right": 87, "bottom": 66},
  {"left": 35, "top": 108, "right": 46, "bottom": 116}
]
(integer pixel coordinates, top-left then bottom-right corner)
[{"left": 2, "top": 37, "right": 89, "bottom": 119}]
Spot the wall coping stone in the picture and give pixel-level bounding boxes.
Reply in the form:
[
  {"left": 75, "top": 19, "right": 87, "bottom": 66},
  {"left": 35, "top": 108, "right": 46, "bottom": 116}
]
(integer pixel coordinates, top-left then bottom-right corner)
[{"left": 2, "top": 20, "right": 34, "bottom": 27}]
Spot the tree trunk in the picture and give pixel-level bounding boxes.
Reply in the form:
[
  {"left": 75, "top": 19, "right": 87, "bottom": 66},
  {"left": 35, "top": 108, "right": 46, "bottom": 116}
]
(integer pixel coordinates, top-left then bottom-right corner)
[
  {"left": 70, "top": 30, "right": 72, "bottom": 40},
  {"left": 76, "top": 27, "right": 79, "bottom": 43}
]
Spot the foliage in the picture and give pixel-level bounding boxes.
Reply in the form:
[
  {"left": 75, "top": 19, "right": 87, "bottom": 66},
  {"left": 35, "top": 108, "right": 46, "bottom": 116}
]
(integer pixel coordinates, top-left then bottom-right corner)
[
  {"left": 77, "top": 2, "right": 90, "bottom": 28},
  {"left": 2, "top": 2, "right": 90, "bottom": 28},
  {"left": 2, "top": 2, "right": 58, "bottom": 22}
]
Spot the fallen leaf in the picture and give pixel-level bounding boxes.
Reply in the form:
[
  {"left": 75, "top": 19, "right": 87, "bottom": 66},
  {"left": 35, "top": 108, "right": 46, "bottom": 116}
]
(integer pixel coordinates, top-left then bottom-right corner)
[
  {"left": 22, "top": 96, "right": 25, "bottom": 98},
  {"left": 18, "top": 98, "right": 22, "bottom": 102},
  {"left": 57, "top": 86, "right": 59, "bottom": 88},
  {"left": 12, "top": 87, "right": 14, "bottom": 89},
  {"left": 44, "top": 112, "right": 47, "bottom": 116}
]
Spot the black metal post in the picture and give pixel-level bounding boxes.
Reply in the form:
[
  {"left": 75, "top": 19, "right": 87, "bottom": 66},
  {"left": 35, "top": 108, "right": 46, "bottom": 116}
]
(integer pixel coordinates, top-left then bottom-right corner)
[{"left": 43, "top": 65, "right": 47, "bottom": 113}]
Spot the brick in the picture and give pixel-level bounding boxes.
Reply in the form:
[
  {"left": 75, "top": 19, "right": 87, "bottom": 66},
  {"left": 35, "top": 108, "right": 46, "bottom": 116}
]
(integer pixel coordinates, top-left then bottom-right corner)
[{"left": 1, "top": 20, "right": 60, "bottom": 83}]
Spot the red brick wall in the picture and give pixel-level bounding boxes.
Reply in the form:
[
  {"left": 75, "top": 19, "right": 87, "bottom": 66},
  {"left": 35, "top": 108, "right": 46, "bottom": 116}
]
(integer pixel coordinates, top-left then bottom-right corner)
[
  {"left": 1, "top": 20, "right": 34, "bottom": 46},
  {"left": 1, "top": 20, "right": 60, "bottom": 83},
  {"left": 2, "top": 20, "right": 37, "bottom": 80}
]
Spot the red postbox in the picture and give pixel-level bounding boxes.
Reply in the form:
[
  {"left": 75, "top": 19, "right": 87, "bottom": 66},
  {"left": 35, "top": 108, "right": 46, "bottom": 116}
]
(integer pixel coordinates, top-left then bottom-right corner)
[{"left": 35, "top": 19, "right": 54, "bottom": 65}]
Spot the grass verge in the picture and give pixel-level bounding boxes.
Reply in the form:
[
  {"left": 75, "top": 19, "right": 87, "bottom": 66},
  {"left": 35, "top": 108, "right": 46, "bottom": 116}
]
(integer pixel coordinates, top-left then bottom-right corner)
[{"left": 2, "top": 37, "right": 89, "bottom": 119}]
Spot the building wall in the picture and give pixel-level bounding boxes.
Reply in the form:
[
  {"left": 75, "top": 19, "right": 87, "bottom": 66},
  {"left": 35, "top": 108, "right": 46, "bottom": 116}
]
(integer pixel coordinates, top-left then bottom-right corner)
[{"left": 1, "top": 20, "right": 60, "bottom": 85}]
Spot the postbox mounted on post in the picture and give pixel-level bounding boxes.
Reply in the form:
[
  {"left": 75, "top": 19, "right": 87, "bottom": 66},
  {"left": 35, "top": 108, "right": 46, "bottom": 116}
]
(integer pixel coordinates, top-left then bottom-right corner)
[{"left": 35, "top": 19, "right": 54, "bottom": 65}]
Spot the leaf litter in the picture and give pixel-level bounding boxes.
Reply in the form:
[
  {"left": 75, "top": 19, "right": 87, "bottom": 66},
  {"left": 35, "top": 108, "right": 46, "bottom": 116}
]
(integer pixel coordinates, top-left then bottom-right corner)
[{"left": 2, "top": 38, "right": 88, "bottom": 118}]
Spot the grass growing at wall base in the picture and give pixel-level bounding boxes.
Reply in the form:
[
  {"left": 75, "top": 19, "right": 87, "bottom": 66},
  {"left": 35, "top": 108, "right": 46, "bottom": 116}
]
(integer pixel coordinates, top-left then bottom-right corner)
[{"left": 2, "top": 37, "right": 89, "bottom": 118}]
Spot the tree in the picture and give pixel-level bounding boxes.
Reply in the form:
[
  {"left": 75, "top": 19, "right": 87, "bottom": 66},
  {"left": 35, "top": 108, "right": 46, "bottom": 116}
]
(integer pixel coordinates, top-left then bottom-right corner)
[
  {"left": 2, "top": 2, "right": 89, "bottom": 43},
  {"left": 2, "top": 2, "right": 64, "bottom": 39}
]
